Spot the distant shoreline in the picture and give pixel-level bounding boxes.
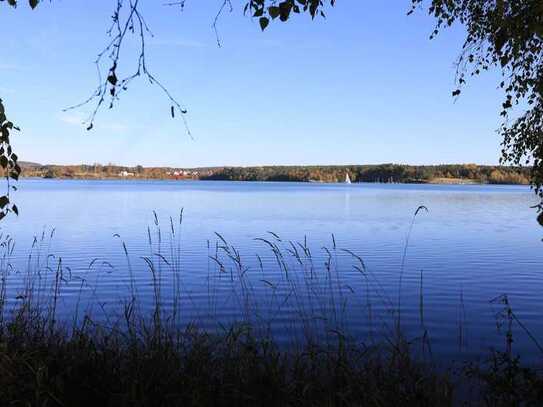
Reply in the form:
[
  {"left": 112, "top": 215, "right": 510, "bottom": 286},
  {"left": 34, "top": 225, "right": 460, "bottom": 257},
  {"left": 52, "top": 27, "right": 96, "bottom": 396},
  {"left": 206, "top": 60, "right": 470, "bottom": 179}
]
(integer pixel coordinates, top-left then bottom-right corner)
[
  {"left": 18, "top": 175, "right": 528, "bottom": 187},
  {"left": 19, "top": 163, "right": 531, "bottom": 186}
]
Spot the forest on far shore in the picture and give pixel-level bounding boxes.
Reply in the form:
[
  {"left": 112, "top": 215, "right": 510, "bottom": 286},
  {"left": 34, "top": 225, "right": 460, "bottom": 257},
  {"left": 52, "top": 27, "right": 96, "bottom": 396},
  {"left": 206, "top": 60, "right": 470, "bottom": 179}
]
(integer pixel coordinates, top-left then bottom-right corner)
[{"left": 19, "top": 162, "right": 531, "bottom": 185}]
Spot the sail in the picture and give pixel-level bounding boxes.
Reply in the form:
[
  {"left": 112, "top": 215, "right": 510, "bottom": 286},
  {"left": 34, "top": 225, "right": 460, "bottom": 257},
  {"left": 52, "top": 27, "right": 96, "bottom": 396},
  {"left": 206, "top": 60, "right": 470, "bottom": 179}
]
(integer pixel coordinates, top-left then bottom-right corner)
[{"left": 345, "top": 173, "right": 351, "bottom": 184}]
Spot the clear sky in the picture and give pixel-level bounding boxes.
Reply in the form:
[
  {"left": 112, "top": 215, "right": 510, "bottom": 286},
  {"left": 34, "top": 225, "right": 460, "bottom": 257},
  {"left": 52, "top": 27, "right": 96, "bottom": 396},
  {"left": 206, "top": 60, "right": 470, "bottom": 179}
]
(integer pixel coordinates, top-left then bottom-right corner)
[{"left": 1, "top": 1, "right": 506, "bottom": 167}]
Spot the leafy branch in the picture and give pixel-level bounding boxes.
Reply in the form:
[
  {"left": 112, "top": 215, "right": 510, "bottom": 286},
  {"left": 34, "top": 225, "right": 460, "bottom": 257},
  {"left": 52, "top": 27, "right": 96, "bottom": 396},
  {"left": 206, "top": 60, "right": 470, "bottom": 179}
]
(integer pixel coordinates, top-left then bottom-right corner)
[
  {"left": 410, "top": 0, "right": 543, "bottom": 225},
  {"left": 245, "top": 0, "right": 335, "bottom": 31},
  {"left": 0, "top": 100, "right": 21, "bottom": 220}
]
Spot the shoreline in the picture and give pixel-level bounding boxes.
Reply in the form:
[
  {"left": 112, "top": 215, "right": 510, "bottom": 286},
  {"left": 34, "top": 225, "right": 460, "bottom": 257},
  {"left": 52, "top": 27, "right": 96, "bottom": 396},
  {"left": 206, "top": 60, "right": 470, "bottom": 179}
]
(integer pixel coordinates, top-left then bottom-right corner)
[
  {"left": 20, "top": 163, "right": 532, "bottom": 186},
  {"left": 18, "top": 175, "right": 529, "bottom": 186}
]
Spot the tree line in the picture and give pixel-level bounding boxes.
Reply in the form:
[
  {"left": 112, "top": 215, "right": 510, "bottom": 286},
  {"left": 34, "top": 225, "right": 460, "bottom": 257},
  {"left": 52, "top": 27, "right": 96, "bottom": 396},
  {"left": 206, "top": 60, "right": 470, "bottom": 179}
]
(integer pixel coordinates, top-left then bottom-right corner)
[
  {"left": 20, "top": 162, "right": 531, "bottom": 185},
  {"left": 201, "top": 164, "right": 530, "bottom": 184}
]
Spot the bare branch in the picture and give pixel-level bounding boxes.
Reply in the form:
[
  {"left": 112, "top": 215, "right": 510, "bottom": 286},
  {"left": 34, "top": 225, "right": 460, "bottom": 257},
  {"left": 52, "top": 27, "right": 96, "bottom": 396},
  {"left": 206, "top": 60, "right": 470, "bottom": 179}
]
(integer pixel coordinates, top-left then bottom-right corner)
[
  {"left": 64, "top": 0, "right": 191, "bottom": 137},
  {"left": 213, "top": 0, "right": 233, "bottom": 48}
]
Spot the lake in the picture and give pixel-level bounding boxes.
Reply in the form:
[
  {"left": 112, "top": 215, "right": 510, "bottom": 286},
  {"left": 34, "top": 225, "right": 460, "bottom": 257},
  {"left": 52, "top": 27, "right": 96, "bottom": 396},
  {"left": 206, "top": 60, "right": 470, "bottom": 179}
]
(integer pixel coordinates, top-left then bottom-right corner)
[{"left": 2, "top": 179, "right": 543, "bottom": 363}]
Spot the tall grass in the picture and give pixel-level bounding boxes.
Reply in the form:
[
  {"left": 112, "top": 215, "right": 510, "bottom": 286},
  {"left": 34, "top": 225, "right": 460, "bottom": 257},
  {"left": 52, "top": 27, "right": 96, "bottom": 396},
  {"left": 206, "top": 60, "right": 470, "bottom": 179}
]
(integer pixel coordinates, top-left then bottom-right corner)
[{"left": 0, "top": 209, "right": 541, "bottom": 405}]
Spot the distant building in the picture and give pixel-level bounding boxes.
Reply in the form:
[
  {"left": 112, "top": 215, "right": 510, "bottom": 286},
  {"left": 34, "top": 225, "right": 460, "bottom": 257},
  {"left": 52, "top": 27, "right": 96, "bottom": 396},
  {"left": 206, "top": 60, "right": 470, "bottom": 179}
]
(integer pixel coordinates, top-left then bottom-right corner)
[
  {"left": 166, "top": 169, "right": 199, "bottom": 179},
  {"left": 119, "top": 171, "right": 134, "bottom": 177}
]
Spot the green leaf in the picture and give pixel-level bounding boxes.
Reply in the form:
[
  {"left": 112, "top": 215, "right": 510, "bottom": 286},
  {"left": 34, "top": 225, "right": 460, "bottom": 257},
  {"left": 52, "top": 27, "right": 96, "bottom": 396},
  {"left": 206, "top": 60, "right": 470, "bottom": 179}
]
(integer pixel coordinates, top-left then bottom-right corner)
[
  {"left": 0, "top": 196, "right": 9, "bottom": 209},
  {"left": 11, "top": 204, "right": 18, "bottom": 216},
  {"left": 107, "top": 72, "right": 118, "bottom": 86},
  {"left": 279, "top": 1, "right": 292, "bottom": 21},
  {"left": 268, "top": 6, "right": 280, "bottom": 19},
  {"left": 29, "top": 0, "right": 38, "bottom": 9},
  {"left": 538, "top": 211, "right": 543, "bottom": 227},
  {"left": 259, "top": 17, "right": 269, "bottom": 31}
]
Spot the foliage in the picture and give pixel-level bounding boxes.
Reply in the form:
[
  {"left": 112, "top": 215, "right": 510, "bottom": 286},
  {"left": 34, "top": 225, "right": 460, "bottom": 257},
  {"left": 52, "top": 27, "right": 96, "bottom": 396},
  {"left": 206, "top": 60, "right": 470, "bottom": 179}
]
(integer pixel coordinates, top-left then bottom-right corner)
[
  {"left": 0, "top": 100, "right": 20, "bottom": 220},
  {"left": 466, "top": 351, "right": 543, "bottom": 406},
  {"left": 19, "top": 162, "right": 531, "bottom": 184},
  {"left": 199, "top": 163, "right": 530, "bottom": 184},
  {"left": 410, "top": 0, "right": 543, "bottom": 224},
  {"left": 0, "top": 320, "right": 455, "bottom": 407},
  {"left": 245, "top": 0, "right": 335, "bottom": 31}
]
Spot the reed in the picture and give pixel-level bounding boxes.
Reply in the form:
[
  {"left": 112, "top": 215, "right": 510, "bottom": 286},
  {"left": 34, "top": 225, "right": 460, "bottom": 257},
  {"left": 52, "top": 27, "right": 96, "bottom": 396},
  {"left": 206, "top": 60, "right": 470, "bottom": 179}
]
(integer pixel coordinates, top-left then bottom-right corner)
[{"left": 0, "top": 211, "right": 541, "bottom": 406}]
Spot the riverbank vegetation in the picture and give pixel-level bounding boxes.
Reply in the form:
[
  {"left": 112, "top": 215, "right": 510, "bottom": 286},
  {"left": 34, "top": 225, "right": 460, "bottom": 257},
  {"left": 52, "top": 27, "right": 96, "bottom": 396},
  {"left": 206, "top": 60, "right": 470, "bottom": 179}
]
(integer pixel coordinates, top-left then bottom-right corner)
[
  {"left": 0, "top": 214, "right": 542, "bottom": 405},
  {"left": 20, "top": 162, "right": 531, "bottom": 185},
  {"left": 2, "top": 302, "right": 542, "bottom": 406},
  {"left": 1, "top": 316, "right": 455, "bottom": 406}
]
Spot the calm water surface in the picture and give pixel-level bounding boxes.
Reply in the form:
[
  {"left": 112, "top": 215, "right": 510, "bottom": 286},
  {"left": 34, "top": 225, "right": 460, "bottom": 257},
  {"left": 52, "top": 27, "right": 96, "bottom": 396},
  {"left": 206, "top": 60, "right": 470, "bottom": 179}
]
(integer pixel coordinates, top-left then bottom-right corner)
[{"left": 3, "top": 179, "right": 543, "bottom": 362}]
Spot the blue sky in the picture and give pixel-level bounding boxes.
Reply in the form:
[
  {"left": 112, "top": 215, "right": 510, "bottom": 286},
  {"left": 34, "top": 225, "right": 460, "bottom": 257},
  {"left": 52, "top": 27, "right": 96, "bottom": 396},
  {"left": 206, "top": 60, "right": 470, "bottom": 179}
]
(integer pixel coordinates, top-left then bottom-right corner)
[{"left": 1, "top": 1, "right": 505, "bottom": 167}]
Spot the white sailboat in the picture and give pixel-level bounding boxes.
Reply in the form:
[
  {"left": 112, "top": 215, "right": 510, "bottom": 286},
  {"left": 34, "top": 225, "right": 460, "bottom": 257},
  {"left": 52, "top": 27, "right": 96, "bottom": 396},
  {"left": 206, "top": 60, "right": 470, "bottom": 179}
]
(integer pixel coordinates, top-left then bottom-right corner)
[{"left": 345, "top": 173, "right": 352, "bottom": 184}]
